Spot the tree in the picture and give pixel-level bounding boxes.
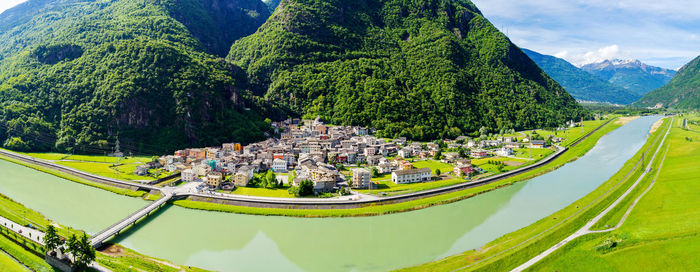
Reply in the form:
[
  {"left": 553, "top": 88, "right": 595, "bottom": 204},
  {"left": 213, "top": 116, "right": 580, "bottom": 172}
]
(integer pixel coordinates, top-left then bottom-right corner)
[
  {"left": 71, "top": 232, "right": 95, "bottom": 269},
  {"left": 479, "top": 126, "right": 489, "bottom": 137},
  {"left": 298, "top": 180, "right": 314, "bottom": 196},
  {"left": 435, "top": 169, "right": 441, "bottom": 176},
  {"left": 43, "top": 225, "right": 61, "bottom": 254},
  {"left": 265, "top": 171, "right": 277, "bottom": 189},
  {"left": 434, "top": 150, "right": 442, "bottom": 160},
  {"left": 371, "top": 167, "right": 380, "bottom": 178}
]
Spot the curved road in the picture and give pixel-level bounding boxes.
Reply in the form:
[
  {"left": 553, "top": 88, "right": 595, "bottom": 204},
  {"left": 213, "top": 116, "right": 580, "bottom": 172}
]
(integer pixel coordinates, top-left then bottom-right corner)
[
  {"left": 510, "top": 117, "right": 673, "bottom": 272},
  {"left": 0, "top": 119, "right": 612, "bottom": 208}
]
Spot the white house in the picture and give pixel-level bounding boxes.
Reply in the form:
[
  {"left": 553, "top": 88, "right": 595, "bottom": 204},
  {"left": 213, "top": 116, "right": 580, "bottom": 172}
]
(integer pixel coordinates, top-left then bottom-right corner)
[
  {"left": 351, "top": 168, "right": 372, "bottom": 188},
  {"left": 181, "top": 169, "right": 197, "bottom": 182},
  {"left": 398, "top": 148, "right": 412, "bottom": 158},
  {"left": 391, "top": 168, "right": 431, "bottom": 184},
  {"left": 272, "top": 158, "right": 288, "bottom": 173},
  {"left": 495, "top": 147, "right": 514, "bottom": 157}
]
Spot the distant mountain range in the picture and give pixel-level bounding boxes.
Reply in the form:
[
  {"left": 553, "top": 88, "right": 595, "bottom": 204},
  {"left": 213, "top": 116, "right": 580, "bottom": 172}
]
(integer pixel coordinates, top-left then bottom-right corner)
[
  {"left": 581, "top": 59, "right": 676, "bottom": 97},
  {"left": 523, "top": 49, "right": 638, "bottom": 104},
  {"left": 634, "top": 55, "right": 700, "bottom": 109},
  {"left": 524, "top": 50, "right": 676, "bottom": 105}
]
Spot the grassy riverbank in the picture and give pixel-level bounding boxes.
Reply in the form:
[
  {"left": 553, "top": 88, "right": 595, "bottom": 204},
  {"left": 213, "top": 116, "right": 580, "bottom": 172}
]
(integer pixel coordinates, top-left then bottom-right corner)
[
  {"left": 400, "top": 117, "right": 671, "bottom": 271},
  {"left": 0, "top": 151, "right": 146, "bottom": 198},
  {"left": 529, "top": 115, "right": 699, "bottom": 271},
  {"left": 0, "top": 192, "right": 209, "bottom": 271},
  {"left": 174, "top": 119, "right": 622, "bottom": 217}
]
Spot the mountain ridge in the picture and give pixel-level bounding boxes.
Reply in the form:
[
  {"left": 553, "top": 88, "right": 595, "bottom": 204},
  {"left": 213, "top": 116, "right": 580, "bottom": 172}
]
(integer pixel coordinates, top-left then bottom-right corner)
[
  {"left": 634, "top": 55, "right": 700, "bottom": 109},
  {"left": 581, "top": 59, "right": 676, "bottom": 97},
  {"left": 228, "top": 0, "right": 587, "bottom": 140},
  {"left": 523, "top": 49, "right": 639, "bottom": 104}
]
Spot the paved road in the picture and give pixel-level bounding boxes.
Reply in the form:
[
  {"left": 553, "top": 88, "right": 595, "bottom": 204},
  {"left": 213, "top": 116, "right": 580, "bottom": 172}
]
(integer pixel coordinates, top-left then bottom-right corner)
[
  {"left": 511, "top": 117, "right": 673, "bottom": 272},
  {"left": 0, "top": 215, "right": 44, "bottom": 245}
]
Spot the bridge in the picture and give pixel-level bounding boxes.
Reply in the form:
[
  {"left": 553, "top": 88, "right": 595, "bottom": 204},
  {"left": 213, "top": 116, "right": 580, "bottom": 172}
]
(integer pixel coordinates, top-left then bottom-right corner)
[{"left": 89, "top": 191, "right": 174, "bottom": 248}]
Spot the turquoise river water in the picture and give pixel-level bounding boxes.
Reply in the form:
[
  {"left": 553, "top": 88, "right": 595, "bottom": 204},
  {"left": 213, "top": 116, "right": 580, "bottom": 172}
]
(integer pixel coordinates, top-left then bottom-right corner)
[{"left": 0, "top": 116, "right": 661, "bottom": 272}]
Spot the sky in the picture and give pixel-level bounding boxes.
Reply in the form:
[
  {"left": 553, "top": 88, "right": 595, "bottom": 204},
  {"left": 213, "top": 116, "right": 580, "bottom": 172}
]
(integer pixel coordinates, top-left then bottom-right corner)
[
  {"left": 472, "top": 0, "right": 700, "bottom": 70},
  {"left": 0, "top": 0, "right": 26, "bottom": 14}
]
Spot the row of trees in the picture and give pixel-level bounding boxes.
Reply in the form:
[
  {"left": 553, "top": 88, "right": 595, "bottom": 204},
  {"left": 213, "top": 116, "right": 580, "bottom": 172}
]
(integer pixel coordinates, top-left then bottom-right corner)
[{"left": 44, "top": 225, "right": 96, "bottom": 270}]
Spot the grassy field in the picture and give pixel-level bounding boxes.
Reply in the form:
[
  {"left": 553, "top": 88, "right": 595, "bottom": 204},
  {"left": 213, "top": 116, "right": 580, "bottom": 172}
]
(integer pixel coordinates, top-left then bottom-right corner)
[
  {"left": 0, "top": 234, "right": 52, "bottom": 272},
  {"left": 0, "top": 249, "right": 29, "bottom": 272},
  {"left": 174, "top": 119, "right": 622, "bottom": 217},
  {"left": 512, "top": 147, "right": 555, "bottom": 160},
  {"left": 11, "top": 150, "right": 161, "bottom": 181},
  {"left": 400, "top": 117, "right": 669, "bottom": 271},
  {"left": 529, "top": 115, "right": 700, "bottom": 271},
  {"left": 230, "top": 187, "right": 294, "bottom": 198},
  {"left": 356, "top": 178, "right": 467, "bottom": 196},
  {"left": 411, "top": 159, "right": 455, "bottom": 173}
]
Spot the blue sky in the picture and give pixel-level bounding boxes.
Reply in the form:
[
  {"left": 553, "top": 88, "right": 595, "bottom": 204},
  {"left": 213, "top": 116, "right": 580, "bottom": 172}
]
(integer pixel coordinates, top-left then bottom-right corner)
[{"left": 472, "top": 0, "right": 700, "bottom": 70}]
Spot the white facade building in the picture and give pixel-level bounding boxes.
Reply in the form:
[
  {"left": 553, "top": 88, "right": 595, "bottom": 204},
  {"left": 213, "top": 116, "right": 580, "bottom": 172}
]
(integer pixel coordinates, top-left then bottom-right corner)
[
  {"left": 391, "top": 168, "right": 431, "bottom": 184},
  {"left": 272, "top": 158, "right": 288, "bottom": 173},
  {"left": 181, "top": 169, "right": 197, "bottom": 182}
]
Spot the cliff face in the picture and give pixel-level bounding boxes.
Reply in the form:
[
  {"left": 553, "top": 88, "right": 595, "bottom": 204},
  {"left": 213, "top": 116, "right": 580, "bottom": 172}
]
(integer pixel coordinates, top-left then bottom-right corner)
[{"left": 0, "top": 0, "right": 272, "bottom": 153}]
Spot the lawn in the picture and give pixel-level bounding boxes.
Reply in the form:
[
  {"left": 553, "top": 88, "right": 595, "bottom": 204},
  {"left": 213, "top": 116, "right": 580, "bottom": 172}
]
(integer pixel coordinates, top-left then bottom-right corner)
[
  {"left": 357, "top": 178, "right": 466, "bottom": 196},
  {"left": 54, "top": 161, "right": 157, "bottom": 181},
  {"left": 0, "top": 249, "right": 30, "bottom": 272},
  {"left": 230, "top": 186, "right": 294, "bottom": 198},
  {"left": 0, "top": 234, "right": 52, "bottom": 272},
  {"left": 530, "top": 116, "right": 700, "bottom": 271},
  {"left": 411, "top": 159, "right": 455, "bottom": 174},
  {"left": 512, "top": 147, "right": 555, "bottom": 160}
]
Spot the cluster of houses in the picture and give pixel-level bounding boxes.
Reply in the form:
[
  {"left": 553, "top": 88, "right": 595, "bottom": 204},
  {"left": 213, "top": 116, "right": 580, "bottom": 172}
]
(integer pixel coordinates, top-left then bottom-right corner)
[{"left": 143, "top": 118, "right": 558, "bottom": 194}]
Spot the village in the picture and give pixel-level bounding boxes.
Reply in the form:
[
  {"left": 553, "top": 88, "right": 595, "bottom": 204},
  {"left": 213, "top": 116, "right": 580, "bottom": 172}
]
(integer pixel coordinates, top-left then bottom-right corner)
[{"left": 140, "top": 118, "right": 574, "bottom": 198}]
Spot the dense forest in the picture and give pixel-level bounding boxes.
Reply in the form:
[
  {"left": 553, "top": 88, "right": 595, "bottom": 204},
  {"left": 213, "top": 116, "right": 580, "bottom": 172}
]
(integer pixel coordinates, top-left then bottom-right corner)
[
  {"left": 634, "top": 55, "right": 700, "bottom": 109},
  {"left": 0, "top": 0, "right": 273, "bottom": 154},
  {"left": 523, "top": 49, "right": 639, "bottom": 104},
  {"left": 228, "top": 0, "right": 587, "bottom": 141},
  {"left": 0, "top": 0, "right": 590, "bottom": 154}
]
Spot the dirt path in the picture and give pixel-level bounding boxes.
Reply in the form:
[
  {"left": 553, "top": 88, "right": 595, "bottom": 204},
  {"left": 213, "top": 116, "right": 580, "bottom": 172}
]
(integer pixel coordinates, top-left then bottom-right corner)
[{"left": 615, "top": 116, "right": 640, "bottom": 125}]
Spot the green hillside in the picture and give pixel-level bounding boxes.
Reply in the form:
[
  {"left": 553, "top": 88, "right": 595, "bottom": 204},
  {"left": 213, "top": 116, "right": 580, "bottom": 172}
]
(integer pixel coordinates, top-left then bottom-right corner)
[
  {"left": 523, "top": 49, "right": 638, "bottom": 104},
  {"left": 0, "top": 0, "right": 273, "bottom": 154},
  {"left": 635, "top": 56, "right": 700, "bottom": 109},
  {"left": 228, "top": 0, "right": 587, "bottom": 140}
]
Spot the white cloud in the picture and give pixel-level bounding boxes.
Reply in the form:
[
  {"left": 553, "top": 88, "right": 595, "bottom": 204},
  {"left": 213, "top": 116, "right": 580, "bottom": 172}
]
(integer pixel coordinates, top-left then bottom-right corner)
[
  {"left": 569, "top": 45, "right": 624, "bottom": 66},
  {"left": 554, "top": 51, "right": 568, "bottom": 59},
  {"left": 0, "top": 0, "right": 26, "bottom": 14}
]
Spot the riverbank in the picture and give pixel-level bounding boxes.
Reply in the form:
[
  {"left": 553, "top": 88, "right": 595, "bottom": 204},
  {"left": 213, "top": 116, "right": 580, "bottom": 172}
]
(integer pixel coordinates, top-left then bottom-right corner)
[
  {"left": 530, "top": 115, "right": 699, "bottom": 271},
  {"left": 0, "top": 118, "right": 617, "bottom": 218},
  {"left": 0, "top": 191, "right": 209, "bottom": 272},
  {"left": 401, "top": 116, "right": 671, "bottom": 271}
]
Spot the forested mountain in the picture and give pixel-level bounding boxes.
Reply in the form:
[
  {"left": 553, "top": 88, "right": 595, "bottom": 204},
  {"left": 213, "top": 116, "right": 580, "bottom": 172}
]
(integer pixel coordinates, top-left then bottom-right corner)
[
  {"left": 262, "top": 0, "right": 282, "bottom": 12},
  {"left": 523, "top": 49, "right": 638, "bottom": 104},
  {"left": 581, "top": 59, "right": 676, "bottom": 97},
  {"left": 634, "top": 55, "right": 700, "bottom": 109},
  {"left": 0, "top": 0, "right": 273, "bottom": 153},
  {"left": 228, "top": 0, "right": 587, "bottom": 140}
]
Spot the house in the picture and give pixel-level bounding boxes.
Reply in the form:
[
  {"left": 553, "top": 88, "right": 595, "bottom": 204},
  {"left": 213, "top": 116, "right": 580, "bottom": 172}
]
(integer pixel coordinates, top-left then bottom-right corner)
[
  {"left": 205, "top": 172, "right": 223, "bottom": 188},
  {"left": 351, "top": 168, "right": 372, "bottom": 188},
  {"left": 272, "top": 158, "right": 288, "bottom": 173},
  {"left": 234, "top": 167, "right": 253, "bottom": 187},
  {"left": 398, "top": 148, "right": 412, "bottom": 158},
  {"left": 378, "top": 161, "right": 395, "bottom": 174},
  {"left": 397, "top": 160, "right": 414, "bottom": 170},
  {"left": 454, "top": 161, "right": 473, "bottom": 178},
  {"left": 181, "top": 169, "right": 197, "bottom": 182},
  {"left": 471, "top": 149, "right": 488, "bottom": 158},
  {"left": 495, "top": 147, "right": 514, "bottom": 157},
  {"left": 188, "top": 149, "right": 206, "bottom": 160},
  {"left": 442, "top": 152, "right": 460, "bottom": 163},
  {"left": 193, "top": 164, "right": 211, "bottom": 176},
  {"left": 530, "top": 140, "right": 548, "bottom": 148},
  {"left": 391, "top": 168, "right": 431, "bottom": 184},
  {"left": 134, "top": 165, "right": 149, "bottom": 176}
]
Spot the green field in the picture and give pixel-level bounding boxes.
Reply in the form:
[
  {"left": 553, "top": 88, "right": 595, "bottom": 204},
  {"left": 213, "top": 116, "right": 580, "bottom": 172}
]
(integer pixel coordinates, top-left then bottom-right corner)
[
  {"left": 0, "top": 234, "right": 52, "bottom": 272},
  {"left": 411, "top": 160, "right": 455, "bottom": 173},
  {"left": 230, "top": 187, "right": 294, "bottom": 198},
  {"left": 512, "top": 147, "right": 555, "bottom": 160},
  {"left": 357, "top": 178, "right": 467, "bottom": 196},
  {"left": 401, "top": 117, "right": 668, "bottom": 271},
  {"left": 0, "top": 249, "right": 30, "bottom": 272},
  {"left": 530, "top": 115, "right": 700, "bottom": 271}
]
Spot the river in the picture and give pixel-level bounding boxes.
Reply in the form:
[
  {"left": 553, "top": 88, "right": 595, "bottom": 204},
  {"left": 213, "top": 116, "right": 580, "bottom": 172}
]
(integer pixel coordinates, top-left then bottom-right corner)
[{"left": 0, "top": 116, "right": 661, "bottom": 272}]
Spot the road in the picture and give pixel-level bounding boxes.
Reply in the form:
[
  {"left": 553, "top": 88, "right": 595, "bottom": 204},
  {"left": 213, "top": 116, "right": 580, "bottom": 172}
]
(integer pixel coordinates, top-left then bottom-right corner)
[
  {"left": 510, "top": 117, "right": 672, "bottom": 272},
  {"left": 0, "top": 215, "right": 45, "bottom": 245}
]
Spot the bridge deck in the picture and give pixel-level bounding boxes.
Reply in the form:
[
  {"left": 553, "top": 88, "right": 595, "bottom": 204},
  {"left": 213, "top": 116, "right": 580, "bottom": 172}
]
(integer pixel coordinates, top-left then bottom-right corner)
[{"left": 90, "top": 193, "right": 172, "bottom": 247}]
